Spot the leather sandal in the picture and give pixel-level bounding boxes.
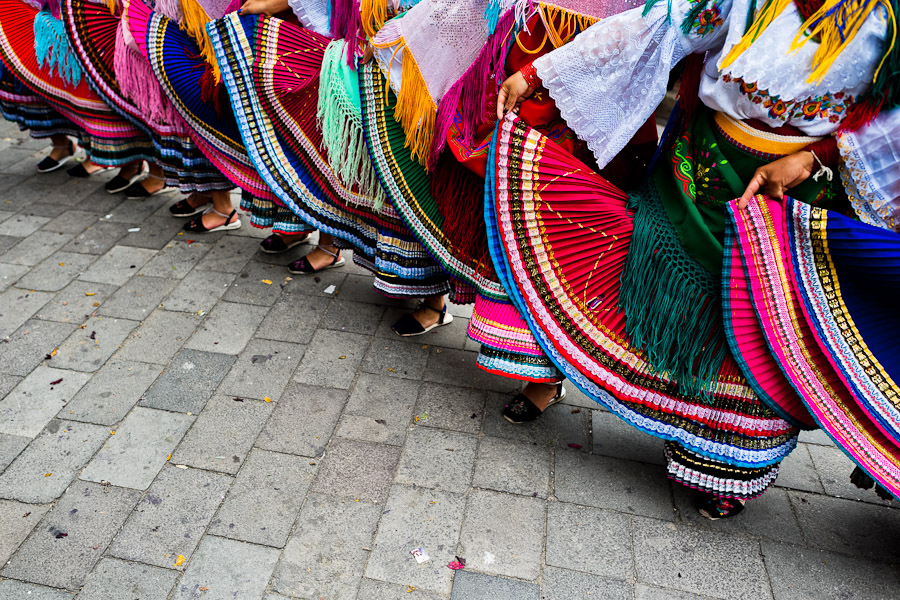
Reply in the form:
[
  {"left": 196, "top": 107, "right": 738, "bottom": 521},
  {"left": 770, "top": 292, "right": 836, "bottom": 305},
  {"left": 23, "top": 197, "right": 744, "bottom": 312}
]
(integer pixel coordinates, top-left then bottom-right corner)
[
  {"left": 288, "top": 245, "right": 345, "bottom": 274},
  {"left": 169, "top": 195, "right": 211, "bottom": 218},
  {"left": 124, "top": 173, "right": 168, "bottom": 199},
  {"left": 502, "top": 383, "right": 566, "bottom": 424},
  {"left": 391, "top": 302, "right": 454, "bottom": 337},
  {"left": 105, "top": 162, "right": 146, "bottom": 194},
  {"left": 36, "top": 141, "right": 75, "bottom": 173},
  {"left": 260, "top": 232, "right": 313, "bottom": 254},
  {"left": 183, "top": 207, "right": 242, "bottom": 233}
]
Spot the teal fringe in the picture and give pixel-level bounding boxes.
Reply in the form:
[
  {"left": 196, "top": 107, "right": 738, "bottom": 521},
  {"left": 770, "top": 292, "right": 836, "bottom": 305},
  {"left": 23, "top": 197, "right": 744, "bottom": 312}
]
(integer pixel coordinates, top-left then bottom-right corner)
[
  {"left": 484, "top": 0, "right": 501, "bottom": 34},
  {"left": 642, "top": 0, "right": 673, "bottom": 23},
  {"left": 619, "top": 181, "right": 727, "bottom": 400},
  {"left": 317, "top": 41, "right": 385, "bottom": 211},
  {"left": 34, "top": 10, "right": 82, "bottom": 87}
]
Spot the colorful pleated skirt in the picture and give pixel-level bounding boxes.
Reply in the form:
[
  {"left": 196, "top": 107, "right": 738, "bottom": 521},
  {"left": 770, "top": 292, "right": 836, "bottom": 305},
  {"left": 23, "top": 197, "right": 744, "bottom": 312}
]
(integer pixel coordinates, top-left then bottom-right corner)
[
  {"left": 209, "top": 12, "right": 449, "bottom": 298},
  {"left": 486, "top": 114, "right": 801, "bottom": 499},
  {"left": 725, "top": 196, "right": 900, "bottom": 500},
  {"left": 0, "top": 61, "right": 79, "bottom": 138},
  {"left": 0, "top": 0, "right": 152, "bottom": 165},
  {"left": 64, "top": 0, "right": 229, "bottom": 192}
]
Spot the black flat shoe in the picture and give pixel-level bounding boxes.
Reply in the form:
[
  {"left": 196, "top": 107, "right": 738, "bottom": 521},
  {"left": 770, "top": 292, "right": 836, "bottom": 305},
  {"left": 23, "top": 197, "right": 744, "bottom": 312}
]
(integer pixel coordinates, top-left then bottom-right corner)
[
  {"left": 66, "top": 162, "right": 93, "bottom": 178},
  {"left": 260, "top": 232, "right": 312, "bottom": 254},
  {"left": 105, "top": 165, "right": 144, "bottom": 194},
  {"left": 391, "top": 302, "right": 454, "bottom": 337},
  {"left": 502, "top": 383, "right": 566, "bottom": 424},
  {"left": 288, "top": 246, "right": 345, "bottom": 274},
  {"left": 697, "top": 494, "right": 745, "bottom": 520},
  {"left": 169, "top": 197, "right": 210, "bottom": 218},
  {"left": 36, "top": 141, "right": 74, "bottom": 173},
  {"left": 183, "top": 208, "right": 241, "bottom": 233},
  {"left": 124, "top": 175, "right": 168, "bottom": 200}
]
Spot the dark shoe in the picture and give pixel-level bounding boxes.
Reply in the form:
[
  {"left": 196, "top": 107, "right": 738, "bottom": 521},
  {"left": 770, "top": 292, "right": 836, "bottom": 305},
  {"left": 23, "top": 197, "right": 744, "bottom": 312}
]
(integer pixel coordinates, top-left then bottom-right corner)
[
  {"left": 184, "top": 208, "right": 241, "bottom": 233},
  {"left": 697, "top": 494, "right": 745, "bottom": 520},
  {"left": 260, "top": 232, "right": 312, "bottom": 254},
  {"left": 105, "top": 165, "right": 144, "bottom": 194},
  {"left": 288, "top": 246, "right": 345, "bottom": 274},
  {"left": 169, "top": 197, "right": 211, "bottom": 218},
  {"left": 124, "top": 174, "right": 168, "bottom": 200},
  {"left": 36, "top": 141, "right": 74, "bottom": 173},
  {"left": 66, "top": 162, "right": 94, "bottom": 178},
  {"left": 502, "top": 383, "right": 566, "bottom": 424},
  {"left": 392, "top": 302, "right": 454, "bottom": 337}
]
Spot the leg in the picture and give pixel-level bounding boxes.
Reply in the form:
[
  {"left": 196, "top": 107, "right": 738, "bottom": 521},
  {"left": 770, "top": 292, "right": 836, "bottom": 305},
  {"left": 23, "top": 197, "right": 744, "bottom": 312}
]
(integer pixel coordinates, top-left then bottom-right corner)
[
  {"left": 391, "top": 294, "right": 454, "bottom": 337},
  {"left": 36, "top": 135, "right": 75, "bottom": 173},
  {"left": 287, "top": 233, "right": 346, "bottom": 273},
  {"left": 502, "top": 381, "right": 566, "bottom": 424}
]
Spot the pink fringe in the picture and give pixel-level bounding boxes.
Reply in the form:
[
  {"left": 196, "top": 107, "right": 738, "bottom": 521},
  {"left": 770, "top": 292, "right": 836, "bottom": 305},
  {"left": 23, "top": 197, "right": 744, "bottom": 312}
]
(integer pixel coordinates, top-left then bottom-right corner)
[
  {"left": 428, "top": 8, "right": 515, "bottom": 171},
  {"left": 223, "top": 0, "right": 242, "bottom": 14},
  {"left": 330, "top": 0, "right": 361, "bottom": 65},
  {"left": 114, "top": 12, "right": 188, "bottom": 134},
  {"left": 154, "top": 0, "right": 182, "bottom": 21}
]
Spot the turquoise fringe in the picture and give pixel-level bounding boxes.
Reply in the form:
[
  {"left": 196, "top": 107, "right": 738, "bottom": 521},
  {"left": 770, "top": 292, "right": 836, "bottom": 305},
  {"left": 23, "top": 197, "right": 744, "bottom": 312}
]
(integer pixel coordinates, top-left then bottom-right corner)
[
  {"left": 317, "top": 40, "right": 385, "bottom": 210},
  {"left": 34, "top": 9, "right": 82, "bottom": 87},
  {"left": 619, "top": 181, "right": 728, "bottom": 400}
]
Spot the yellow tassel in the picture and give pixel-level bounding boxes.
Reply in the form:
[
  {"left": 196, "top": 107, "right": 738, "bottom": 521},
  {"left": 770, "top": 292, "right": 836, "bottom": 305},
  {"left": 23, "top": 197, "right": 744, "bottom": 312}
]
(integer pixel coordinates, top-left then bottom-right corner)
[
  {"left": 361, "top": 0, "right": 387, "bottom": 39},
  {"left": 790, "top": 0, "right": 892, "bottom": 84},
  {"left": 719, "top": 0, "right": 793, "bottom": 70},
  {"left": 538, "top": 3, "right": 599, "bottom": 48},
  {"left": 177, "top": 0, "right": 221, "bottom": 82},
  {"left": 106, "top": 0, "right": 118, "bottom": 16}
]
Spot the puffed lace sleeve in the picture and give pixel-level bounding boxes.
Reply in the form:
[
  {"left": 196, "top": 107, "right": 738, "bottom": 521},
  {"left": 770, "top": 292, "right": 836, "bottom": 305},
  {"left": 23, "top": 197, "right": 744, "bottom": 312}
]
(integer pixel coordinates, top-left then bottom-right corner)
[
  {"left": 534, "top": 0, "right": 733, "bottom": 168},
  {"left": 838, "top": 108, "right": 900, "bottom": 232},
  {"left": 288, "top": 0, "right": 331, "bottom": 36}
]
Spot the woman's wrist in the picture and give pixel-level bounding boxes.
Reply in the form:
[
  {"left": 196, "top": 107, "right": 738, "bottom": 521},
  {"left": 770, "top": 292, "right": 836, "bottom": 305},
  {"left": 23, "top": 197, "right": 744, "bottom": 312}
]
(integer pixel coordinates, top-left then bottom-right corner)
[{"left": 520, "top": 62, "right": 541, "bottom": 93}]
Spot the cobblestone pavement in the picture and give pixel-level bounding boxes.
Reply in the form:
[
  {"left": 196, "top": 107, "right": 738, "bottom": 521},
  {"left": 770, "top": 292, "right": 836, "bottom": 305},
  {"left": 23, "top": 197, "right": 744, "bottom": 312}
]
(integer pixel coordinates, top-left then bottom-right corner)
[{"left": 0, "top": 121, "right": 898, "bottom": 600}]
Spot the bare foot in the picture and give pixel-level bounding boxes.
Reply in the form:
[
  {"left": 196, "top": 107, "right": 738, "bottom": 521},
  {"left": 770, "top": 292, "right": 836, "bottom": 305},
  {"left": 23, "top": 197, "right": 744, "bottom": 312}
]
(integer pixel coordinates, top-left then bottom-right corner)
[
  {"left": 138, "top": 175, "right": 168, "bottom": 195},
  {"left": 80, "top": 159, "right": 107, "bottom": 175},
  {"left": 520, "top": 382, "right": 560, "bottom": 411},
  {"left": 302, "top": 245, "right": 341, "bottom": 270},
  {"left": 198, "top": 208, "right": 238, "bottom": 230},
  {"left": 408, "top": 297, "right": 445, "bottom": 329},
  {"left": 49, "top": 144, "right": 73, "bottom": 161}
]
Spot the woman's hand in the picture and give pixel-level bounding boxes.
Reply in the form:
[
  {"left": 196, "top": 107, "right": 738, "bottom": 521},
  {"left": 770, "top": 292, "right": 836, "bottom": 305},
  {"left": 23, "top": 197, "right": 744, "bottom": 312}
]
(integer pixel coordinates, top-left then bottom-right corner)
[
  {"left": 496, "top": 72, "right": 534, "bottom": 120},
  {"left": 239, "top": 0, "right": 289, "bottom": 16},
  {"left": 360, "top": 41, "right": 375, "bottom": 65},
  {"left": 737, "top": 150, "right": 816, "bottom": 209}
]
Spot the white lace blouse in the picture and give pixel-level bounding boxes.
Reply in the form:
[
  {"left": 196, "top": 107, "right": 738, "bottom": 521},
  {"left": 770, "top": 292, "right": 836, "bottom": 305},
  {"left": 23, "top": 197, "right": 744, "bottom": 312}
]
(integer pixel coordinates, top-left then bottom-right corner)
[{"left": 288, "top": 0, "right": 331, "bottom": 35}]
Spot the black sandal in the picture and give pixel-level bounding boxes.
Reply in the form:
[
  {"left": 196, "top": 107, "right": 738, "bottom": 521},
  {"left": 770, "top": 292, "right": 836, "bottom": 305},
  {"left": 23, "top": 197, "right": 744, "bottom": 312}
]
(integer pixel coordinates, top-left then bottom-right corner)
[
  {"left": 697, "top": 494, "right": 745, "bottom": 520},
  {"left": 260, "top": 232, "right": 313, "bottom": 254},
  {"left": 105, "top": 163, "right": 145, "bottom": 194},
  {"left": 124, "top": 174, "right": 168, "bottom": 199},
  {"left": 184, "top": 208, "right": 242, "bottom": 233},
  {"left": 36, "top": 140, "right": 74, "bottom": 173},
  {"left": 169, "top": 195, "right": 211, "bottom": 218},
  {"left": 502, "top": 383, "right": 566, "bottom": 424},
  {"left": 288, "top": 245, "right": 345, "bottom": 274},
  {"left": 391, "top": 302, "right": 454, "bottom": 337}
]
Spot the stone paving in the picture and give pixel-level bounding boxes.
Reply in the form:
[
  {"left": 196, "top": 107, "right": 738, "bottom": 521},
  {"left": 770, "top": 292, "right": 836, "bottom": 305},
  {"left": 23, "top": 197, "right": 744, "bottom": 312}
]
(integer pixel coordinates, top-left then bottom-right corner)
[{"left": 0, "top": 121, "right": 898, "bottom": 600}]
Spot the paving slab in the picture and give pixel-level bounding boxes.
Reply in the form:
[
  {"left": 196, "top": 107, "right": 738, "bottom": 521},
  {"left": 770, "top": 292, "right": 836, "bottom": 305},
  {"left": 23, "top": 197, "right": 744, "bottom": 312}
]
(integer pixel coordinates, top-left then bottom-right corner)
[
  {"left": 0, "top": 431, "right": 28, "bottom": 471},
  {"left": 3, "top": 231, "right": 74, "bottom": 265},
  {"left": 0, "top": 367, "right": 92, "bottom": 437},
  {"left": 472, "top": 435, "right": 551, "bottom": 498},
  {"left": 140, "top": 349, "right": 235, "bottom": 413},
  {"left": 320, "top": 299, "right": 385, "bottom": 335},
  {"left": 634, "top": 584, "right": 718, "bottom": 600},
  {"left": 2, "top": 480, "right": 140, "bottom": 590},
  {"left": 281, "top": 264, "right": 346, "bottom": 296},
  {"left": 772, "top": 443, "right": 825, "bottom": 493},
  {"left": 0, "top": 318, "right": 76, "bottom": 376},
  {"left": 542, "top": 566, "right": 632, "bottom": 600},
  {"left": 762, "top": 541, "right": 900, "bottom": 600},
  {"left": 255, "top": 292, "right": 329, "bottom": 344},
  {"left": 0, "top": 213, "right": 48, "bottom": 236},
  {"left": 223, "top": 261, "right": 286, "bottom": 306},
  {"left": 592, "top": 409, "right": 665, "bottom": 465},
  {"left": 0, "top": 580, "right": 74, "bottom": 600},
  {"left": 63, "top": 222, "right": 129, "bottom": 255},
  {"left": 413, "top": 382, "right": 485, "bottom": 434},
  {"left": 335, "top": 373, "right": 419, "bottom": 445},
  {"left": 218, "top": 338, "right": 305, "bottom": 400},
  {"left": 77, "top": 557, "right": 178, "bottom": 600},
  {"left": 209, "top": 448, "right": 315, "bottom": 547},
  {"left": 63, "top": 359, "right": 161, "bottom": 425},
  {"left": 16, "top": 251, "right": 96, "bottom": 292},
  {"left": 255, "top": 383, "right": 347, "bottom": 457},
  {"left": 632, "top": 517, "right": 770, "bottom": 600},
  {"left": 449, "top": 571, "right": 539, "bottom": 600},
  {"left": 184, "top": 301, "right": 269, "bottom": 355},
  {"left": 40, "top": 208, "right": 103, "bottom": 235},
  {"left": 396, "top": 426, "right": 476, "bottom": 493},
  {"left": 116, "top": 309, "right": 201, "bottom": 365},
  {"left": 173, "top": 535, "right": 279, "bottom": 600},
  {"left": 0, "top": 420, "right": 108, "bottom": 502},
  {"left": 34, "top": 280, "right": 118, "bottom": 324},
  {"left": 357, "top": 579, "right": 447, "bottom": 600},
  {"left": 292, "top": 329, "right": 370, "bottom": 389},
  {"left": 423, "top": 348, "right": 521, "bottom": 394},
  {"left": 482, "top": 391, "right": 591, "bottom": 451},
  {"left": 273, "top": 493, "right": 381, "bottom": 600},
  {"left": 170, "top": 395, "right": 272, "bottom": 475},
  {"left": 106, "top": 196, "right": 171, "bottom": 224},
  {"left": 554, "top": 452, "right": 676, "bottom": 521},
  {"left": 311, "top": 437, "right": 401, "bottom": 503},
  {"left": 0, "top": 499, "right": 49, "bottom": 564},
  {"left": 108, "top": 465, "right": 232, "bottom": 569},
  {"left": 78, "top": 246, "right": 157, "bottom": 286},
  {"left": 193, "top": 234, "right": 259, "bottom": 273},
  {"left": 788, "top": 490, "right": 900, "bottom": 562},
  {"left": 118, "top": 215, "right": 185, "bottom": 250},
  {"left": 361, "top": 337, "right": 430, "bottom": 380},
  {"left": 98, "top": 274, "right": 178, "bottom": 320},
  {"left": 161, "top": 269, "right": 234, "bottom": 313},
  {"left": 334, "top": 274, "right": 396, "bottom": 306},
  {"left": 545, "top": 502, "right": 633, "bottom": 579},
  {"left": 458, "top": 489, "right": 544, "bottom": 580},
  {"left": 139, "top": 239, "right": 211, "bottom": 279},
  {"left": 0, "top": 262, "right": 29, "bottom": 291},
  {"left": 80, "top": 407, "right": 194, "bottom": 490},
  {"left": 806, "top": 443, "right": 893, "bottom": 505},
  {"left": 49, "top": 315, "right": 138, "bottom": 372},
  {"left": 0, "top": 287, "right": 52, "bottom": 336},
  {"left": 365, "top": 484, "right": 466, "bottom": 594}
]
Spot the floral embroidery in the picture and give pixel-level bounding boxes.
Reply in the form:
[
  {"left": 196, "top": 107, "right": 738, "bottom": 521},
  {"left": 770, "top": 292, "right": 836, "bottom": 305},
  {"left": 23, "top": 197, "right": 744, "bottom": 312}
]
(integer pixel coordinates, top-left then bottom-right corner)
[
  {"left": 691, "top": 0, "right": 724, "bottom": 36},
  {"left": 722, "top": 74, "right": 854, "bottom": 123},
  {"left": 694, "top": 138, "right": 731, "bottom": 207}
]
